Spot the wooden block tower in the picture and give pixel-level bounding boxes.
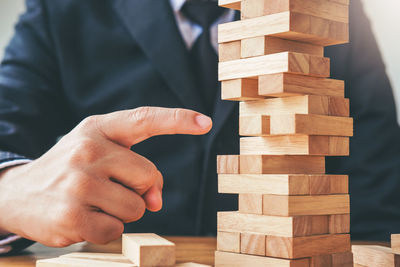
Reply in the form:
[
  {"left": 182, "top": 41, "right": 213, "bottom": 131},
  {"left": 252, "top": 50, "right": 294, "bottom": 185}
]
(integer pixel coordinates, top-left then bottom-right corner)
[{"left": 215, "top": 0, "right": 353, "bottom": 266}]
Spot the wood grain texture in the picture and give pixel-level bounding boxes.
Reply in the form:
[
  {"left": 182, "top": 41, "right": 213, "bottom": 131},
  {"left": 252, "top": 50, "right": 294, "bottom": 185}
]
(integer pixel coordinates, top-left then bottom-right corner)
[
  {"left": 218, "top": 212, "right": 330, "bottom": 237},
  {"left": 215, "top": 251, "right": 310, "bottom": 267},
  {"left": 329, "top": 214, "right": 350, "bottom": 234},
  {"left": 331, "top": 252, "right": 353, "bottom": 267},
  {"left": 122, "top": 234, "right": 175, "bottom": 267},
  {"left": 266, "top": 234, "right": 351, "bottom": 259},
  {"left": 219, "top": 0, "right": 241, "bottom": 10},
  {"left": 218, "top": 11, "right": 348, "bottom": 46},
  {"left": 392, "top": 234, "right": 400, "bottom": 254},
  {"left": 239, "top": 115, "right": 270, "bottom": 136},
  {"left": 240, "top": 233, "right": 266, "bottom": 256},
  {"left": 352, "top": 245, "right": 400, "bottom": 267},
  {"left": 240, "top": 135, "right": 349, "bottom": 156},
  {"left": 239, "top": 194, "right": 263, "bottom": 214},
  {"left": 241, "top": 0, "right": 349, "bottom": 23},
  {"left": 269, "top": 114, "right": 353, "bottom": 136},
  {"left": 60, "top": 253, "right": 131, "bottom": 263},
  {"left": 218, "top": 174, "right": 347, "bottom": 195},
  {"left": 219, "top": 41, "right": 241, "bottom": 62},
  {"left": 221, "top": 78, "right": 264, "bottom": 101},
  {"left": 240, "top": 155, "right": 325, "bottom": 174},
  {"left": 241, "top": 37, "right": 323, "bottom": 59},
  {"left": 262, "top": 195, "right": 350, "bottom": 216},
  {"left": 219, "top": 52, "right": 330, "bottom": 81},
  {"left": 217, "top": 231, "right": 240, "bottom": 253},
  {"left": 258, "top": 73, "right": 344, "bottom": 98},
  {"left": 217, "top": 155, "right": 240, "bottom": 174},
  {"left": 311, "top": 254, "right": 332, "bottom": 267},
  {"left": 239, "top": 95, "right": 350, "bottom": 117}
]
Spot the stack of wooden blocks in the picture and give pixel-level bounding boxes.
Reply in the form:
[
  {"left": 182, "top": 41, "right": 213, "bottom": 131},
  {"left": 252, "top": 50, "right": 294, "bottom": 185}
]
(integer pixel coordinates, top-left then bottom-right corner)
[
  {"left": 36, "top": 234, "right": 210, "bottom": 267},
  {"left": 352, "top": 234, "right": 400, "bottom": 266},
  {"left": 215, "top": 0, "right": 353, "bottom": 266}
]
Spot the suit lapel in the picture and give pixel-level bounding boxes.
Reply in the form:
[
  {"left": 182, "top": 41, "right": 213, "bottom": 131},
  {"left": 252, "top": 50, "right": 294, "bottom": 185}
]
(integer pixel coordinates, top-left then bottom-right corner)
[{"left": 112, "top": 0, "right": 206, "bottom": 113}]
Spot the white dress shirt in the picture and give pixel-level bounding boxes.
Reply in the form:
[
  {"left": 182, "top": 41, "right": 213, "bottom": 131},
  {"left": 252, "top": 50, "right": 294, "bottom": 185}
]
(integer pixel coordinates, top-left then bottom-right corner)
[{"left": 169, "top": 0, "right": 236, "bottom": 52}]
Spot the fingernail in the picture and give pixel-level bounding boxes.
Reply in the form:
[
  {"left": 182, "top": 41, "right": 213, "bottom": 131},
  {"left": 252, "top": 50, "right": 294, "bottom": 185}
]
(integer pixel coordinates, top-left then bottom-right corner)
[{"left": 195, "top": 115, "right": 212, "bottom": 129}]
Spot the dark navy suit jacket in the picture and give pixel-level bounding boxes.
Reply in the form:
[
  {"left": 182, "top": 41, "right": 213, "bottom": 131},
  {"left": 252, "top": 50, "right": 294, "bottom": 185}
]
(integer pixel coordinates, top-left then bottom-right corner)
[{"left": 0, "top": 0, "right": 399, "bottom": 242}]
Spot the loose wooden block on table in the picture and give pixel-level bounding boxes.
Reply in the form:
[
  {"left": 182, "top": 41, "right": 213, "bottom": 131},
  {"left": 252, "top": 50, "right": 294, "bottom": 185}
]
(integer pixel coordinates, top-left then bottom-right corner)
[
  {"left": 215, "top": 251, "right": 310, "bottom": 267},
  {"left": 239, "top": 193, "right": 263, "bottom": 214},
  {"left": 36, "top": 257, "right": 135, "bottom": 267},
  {"left": 239, "top": 115, "right": 270, "bottom": 136},
  {"left": 239, "top": 95, "right": 350, "bottom": 117},
  {"left": 352, "top": 245, "right": 400, "bottom": 267},
  {"left": 266, "top": 234, "right": 351, "bottom": 258},
  {"left": 217, "top": 155, "right": 239, "bottom": 174},
  {"left": 219, "top": 41, "right": 241, "bottom": 62},
  {"left": 258, "top": 73, "right": 344, "bottom": 98},
  {"left": 240, "top": 0, "right": 349, "bottom": 23},
  {"left": 60, "top": 253, "right": 131, "bottom": 263},
  {"left": 218, "top": 174, "right": 348, "bottom": 195},
  {"left": 240, "top": 233, "right": 266, "bottom": 256},
  {"left": 218, "top": 212, "right": 330, "bottom": 237},
  {"left": 219, "top": 52, "right": 330, "bottom": 81},
  {"left": 219, "top": 0, "right": 241, "bottom": 10},
  {"left": 241, "top": 36, "right": 324, "bottom": 58},
  {"left": 175, "top": 263, "right": 211, "bottom": 267},
  {"left": 392, "top": 234, "right": 400, "bottom": 254},
  {"left": 262, "top": 194, "right": 350, "bottom": 216},
  {"left": 218, "top": 11, "right": 348, "bottom": 46},
  {"left": 239, "top": 135, "right": 349, "bottom": 156},
  {"left": 240, "top": 155, "right": 325, "bottom": 174},
  {"left": 122, "top": 234, "right": 175, "bottom": 267},
  {"left": 217, "top": 231, "right": 241, "bottom": 253},
  {"left": 221, "top": 78, "right": 264, "bottom": 101}
]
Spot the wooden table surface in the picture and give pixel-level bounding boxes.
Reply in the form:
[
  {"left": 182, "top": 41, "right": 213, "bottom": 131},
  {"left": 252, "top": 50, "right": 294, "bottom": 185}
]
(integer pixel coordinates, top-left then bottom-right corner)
[{"left": 0, "top": 236, "right": 217, "bottom": 267}]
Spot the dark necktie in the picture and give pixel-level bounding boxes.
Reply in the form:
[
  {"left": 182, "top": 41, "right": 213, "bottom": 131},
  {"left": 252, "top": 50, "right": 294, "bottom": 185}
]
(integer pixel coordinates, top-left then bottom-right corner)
[{"left": 181, "top": 0, "right": 225, "bottom": 115}]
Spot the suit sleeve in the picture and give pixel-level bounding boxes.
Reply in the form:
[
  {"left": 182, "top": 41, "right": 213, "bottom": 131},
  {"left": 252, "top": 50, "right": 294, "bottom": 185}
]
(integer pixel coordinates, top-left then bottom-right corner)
[{"left": 0, "top": 0, "right": 73, "bottom": 254}]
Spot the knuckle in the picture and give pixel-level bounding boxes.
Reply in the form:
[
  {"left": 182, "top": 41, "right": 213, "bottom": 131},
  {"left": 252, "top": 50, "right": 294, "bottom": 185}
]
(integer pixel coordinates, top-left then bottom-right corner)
[
  {"left": 68, "top": 138, "right": 100, "bottom": 166},
  {"left": 96, "top": 222, "right": 124, "bottom": 245},
  {"left": 125, "top": 198, "right": 146, "bottom": 223},
  {"left": 79, "top": 115, "right": 100, "bottom": 130},
  {"left": 50, "top": 236, "right": 73, "bottom": 248},
  {"left": 130, "top": 106, "right": 152, "bottom": 126}
]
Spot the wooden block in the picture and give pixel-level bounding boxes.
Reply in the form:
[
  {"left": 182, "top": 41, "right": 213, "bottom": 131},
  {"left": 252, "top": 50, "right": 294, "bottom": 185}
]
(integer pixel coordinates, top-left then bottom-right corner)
[
  {"left": 392, "top": 234, "right": 400, "bottom": 254},
  {"left": 219, "top": 174, "right": 310, "bottom": 195},
  {"left": 329, "top": 0, "right": 349, "bottom": 5},
  {"left": 241, "top": 37, "right": 324, "bottom": 59},
  {"left": 219, "top": 41, "right": 241, "bottom": 62},
  {"left": 218, "top": 11, "right": 348, "bottom": 46},
  {"left": 219, "top": 0, "right": 241, "bottom": 10},
  {"left": 60, "top": 253, "right": 131, "bottom": 263},
  {"left": 219, "top": 52, "right": 330, "bottom": 81},
  {"left": 122, "top": 234, "right": 175, "bottom": 267},
  {"left": 266, "top": 234, "right": 351, "bottom": 259},
  {"left": 239, "top": 95, "right": 350, "bottom": 117},
  {"left": 221, "top": 78, "right": 264, "bottom": 101},
  {"left": 239, "top": 194, "right": 263, "bottom": 214},
  {"left": 217, "top": 231, "right": 241, "bottom": 253},
  {"left": 217, "top": 155, "right": 239, "bottom": 174},
  {"left": 239, "top": 115, "right": 270, "bottom": 136},
  {"left": 240, "top": 136, "right": 349, "bottom": 156},
  {"left": 310, "top": 215, "right": 330, "bottom": 235},
  {"left": 329, "top": 214, "right": 350, "bottom": 234},
  {"left": 219, "top": 174, "right": 347, "bottom": 195},
  {"left": 218, "top": 211, "right": 329, "bottom": 237},
  {"left": 311, "top": 254, "right": 332, "bottom": 267},
  {"left": 269, "top": 114, "right": 353, "bottom": 136},
  {"left": 331, "top": 252, "right": 353, "bottom": 267},
  {"left": 352, "top": 245, "right": 400, "bottom": 267},
  {"left": 241, "top": 0, "right": 349, "bottom": 23},
  {"left": 240, "top": 233, "right": 266, "bottom": 256},
  {"left": 215, "top": 251, "right": 310, "bottom": 267},
  {"left": 309, "top": 174, "right": 348, "bottom": 195},
  {"left": 262, "top": 195, "right": 350, "bottom": 216},
  {"left": 258, "top": 73, "right": 344, "bottom": 98},
  {"left": 37, "top": 257, "right": 135, "bottom": 267},
  {"left": 176, "top": 263, "right": 211, "bottom": 267},
  {"left": 240, "top": 155, "right": 325, "bottom": 174}
]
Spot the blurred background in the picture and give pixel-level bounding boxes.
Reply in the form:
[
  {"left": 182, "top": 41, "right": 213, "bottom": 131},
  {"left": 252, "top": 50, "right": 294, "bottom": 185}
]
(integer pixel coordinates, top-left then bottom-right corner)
[{"left": 0, "top": 0, "right": 399, "bottom": 121}]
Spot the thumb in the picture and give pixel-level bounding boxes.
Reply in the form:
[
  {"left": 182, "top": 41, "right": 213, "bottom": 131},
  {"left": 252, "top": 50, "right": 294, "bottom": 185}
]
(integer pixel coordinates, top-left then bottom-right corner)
[{"left": 93, "top": 107, "right": 212, "bottom": 147}]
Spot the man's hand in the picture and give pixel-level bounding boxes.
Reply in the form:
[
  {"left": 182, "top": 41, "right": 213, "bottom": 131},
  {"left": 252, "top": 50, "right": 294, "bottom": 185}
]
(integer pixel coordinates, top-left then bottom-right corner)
[{"left": 0, "top": 107, "right": 212, "bottom": 247}]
